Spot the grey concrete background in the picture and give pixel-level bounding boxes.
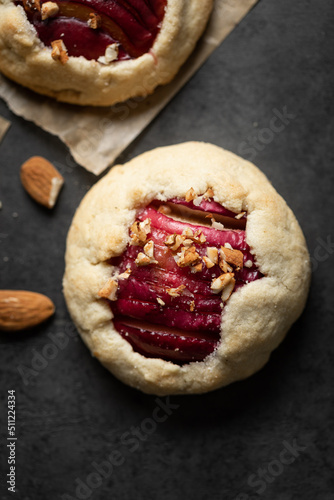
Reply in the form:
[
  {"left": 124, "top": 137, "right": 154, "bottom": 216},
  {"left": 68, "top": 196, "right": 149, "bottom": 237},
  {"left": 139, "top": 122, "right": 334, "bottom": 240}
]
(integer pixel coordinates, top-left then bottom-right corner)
[{"left": 1, "top": 0, "right": 334, "bottom": 499}]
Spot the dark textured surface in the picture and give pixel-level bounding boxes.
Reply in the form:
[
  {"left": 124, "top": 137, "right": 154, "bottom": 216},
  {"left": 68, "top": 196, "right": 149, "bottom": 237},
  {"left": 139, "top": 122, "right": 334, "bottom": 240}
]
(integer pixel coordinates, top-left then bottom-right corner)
[{"left": 1, "top": 0, "right": 334, "bottom": 499}]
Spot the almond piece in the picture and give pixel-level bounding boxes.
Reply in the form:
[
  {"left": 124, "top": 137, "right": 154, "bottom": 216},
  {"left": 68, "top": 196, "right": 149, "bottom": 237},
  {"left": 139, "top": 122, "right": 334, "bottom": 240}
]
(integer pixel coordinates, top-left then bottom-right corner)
[
  {"left": 211, "top": 218, "right": 225, "bottom": 230},
  {"left": 191, "top": 262, "right": 203, "bottom": 273},
  {"left": 210, "top": 273, "right": 235, "bottom": 294},
  {"left": 183, "top": 238, "right": 194, "bottom": 247},
  {"left": 130, "top": 219, "right": 151, "bottom": 246},
  {"left": 135, "top": 252, "right": 153, "bottom": 266},
  {"left": 97, "top": 43, "right": 119, "bottom": 64},
  {"left": 134, "top": 240, "right": 159, "bottom": 265},
  {"left": 185, "top": 187, "right": 197, "bottom": 202},
  {"left": 203, "top": 188, "right": 214, "bottom": 200},
  {"left": 98, "top": 278, "right": 118, "bottom": 301},
  {"left": 166, "top": 285, "right": 186, "bottom": 298},
  {"left": 88, "top": 13, "right": 101, "bottom": 29},
  {"left": 118, "top": 268, "right": 131, "bottom": 280},
  {"left": 203, "top": 256, "right": 215, "bottom": 269},
  {"left": 20, "top": 156, "right": 64, "bottom": 209},
  {"left": 0, "top": 290, "right": 55, "bottom": 331},
  {"left": 176, "top": 246, "right": 201, "bottom": 268},
  {"left": 221, "top": 277, "right": 236, "bottom": 302},
  {"left": 220, "top": 246, "right": 244, "bottom": 270},
  {"left": 207, "top": 247, "right": 218, "bottom": 265},
  {"left": 41, "top": 1, "right": 59, "bottom": 19},
  {"left": 164, "top": 234, "right": 184, "bottom": 251},
  {"left": 51, "top": 40, "right": 69, "bottom": 64}
]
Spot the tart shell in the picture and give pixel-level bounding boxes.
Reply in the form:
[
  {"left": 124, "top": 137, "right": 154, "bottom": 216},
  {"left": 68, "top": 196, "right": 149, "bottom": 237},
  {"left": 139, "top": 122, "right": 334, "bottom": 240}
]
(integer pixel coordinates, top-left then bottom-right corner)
[
  {"left": 63, "top": 142, "right": 311, "bottom": 395},
  {"left": 0, "top": 0, "right": 213, "bottom": 106}
]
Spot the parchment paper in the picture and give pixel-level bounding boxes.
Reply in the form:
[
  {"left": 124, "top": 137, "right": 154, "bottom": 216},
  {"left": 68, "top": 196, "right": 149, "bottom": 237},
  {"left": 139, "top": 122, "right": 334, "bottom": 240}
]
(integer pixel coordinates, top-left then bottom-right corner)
[{"left": 0, "top": 0, "right": 258, "bottom": 174}]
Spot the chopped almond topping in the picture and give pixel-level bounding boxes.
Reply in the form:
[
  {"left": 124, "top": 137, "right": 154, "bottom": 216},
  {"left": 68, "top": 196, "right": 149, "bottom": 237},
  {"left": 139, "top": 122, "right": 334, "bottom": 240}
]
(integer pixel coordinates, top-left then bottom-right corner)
[
  {"left": 211, "top": 218, "right": 225, "bottom": 230},
  {"left": 173, "top": 235, "right": 184, "bottom": 250},
  {"left": 51, "top": 40, "right": 68, "bottom": 65},
  {"left": 192, "top": 230, "right": 206, "bottom": 244},
  {"left": 130, "top": 234, "right": 141, "bottom": 246},
  {"left": 203, "top": 256, "right": 215, "bottom": 269},
  {"left": 193, "top": 195, "right": 203, "bottom": 207},
  {"left": 98, "top": 278, "right": 118, "bottom": 301},
  {"left": 166, "top": 285, "right": 186, "bottom": 298},
  {"left": 191, "top": 262, "right": 203, "bottom": 273},
  {"left": 207, "top": 247, "right": 218, "bottom": 265},
  {"left": 181, "top": 228, "right": 206, "bottom": 245},
  {"left": 130, "top": 218, "right": 151, "bottom": 246},
  {"left": 203, "top": 188, "right": 214, "bottom": 200},
  {"left": 190, "top": 300, "right": 195, "bottom": 312},
  {"left": 106, "top": 43, "right": 118, "bottom": 61},
  {"left": 210, "top": 273, "right": 235, "bottom": 294},
  {"left": 165, "top": 229, "right": 206, "bottom": 254},
  {"left": 198, "top": 232, "right": 207, "bottom": 244},
  {"left": 157, "top": 298, "right": 165, "bottom": 306},
  {"left": 176, "top": 246, "right": 201, "bottom": 268},
  {"left": 118, "top": 268, "right": 131, "bottom": 280},
  {"left": 182, "top": 227, "right": 194, "bottom": 238},
  {"left": 22, "top": 0, "right": 40, "bottom": 13},
  {"left": 185, "top": 187, "right": 197, "bottom": 202},
  {"left": 135, "top": 240, "right": 158, "bottom": 266},
  {"left": 143, "top": 240, "right": 154, "bottom": 257},
  {"left": 182, "top": 238, "right": 194, "bottom": 247},
  {"left": 235, "top": 211, "right": 246, "bottom": 220},
  {"left": 135, "top": 253, "right": 151, "bottom": 266},
  {"left": 41, "top": 1, "right": 59, "bottom": 19},
  {"left": 244, "top": 259, "right": 253, "bottom": 268},
  {"left": 98, "top": 43, "right": 119, "bottom": 64},
  {"left": 139, "top": 218, "right": 151, "bottom": 234},
  {"left": 219, "top": 258, "right": 233, "bottom": 274},
  {"left": 220, "top": 246, "right": 244, "bottom": 270},
  {"left": 211, "top": 275, "right": 225, "bottom": 294},
  {"left": 164, "top": 233, "right": 184, "bottom": 252},
  {"left": 164, "top": 234, "right": 175, "bottom": 246},
  {"left": 143, "top": 240, "right": 157, "bottom": 261},
  {"left": 88, "top": 13, "right": 101, "bottom": 29},
  {"left": 221, "top": 276, "right": 236, "bottom": 302},
  {"left": 224, "top": 242, "right": 233, "bottom": 250}
]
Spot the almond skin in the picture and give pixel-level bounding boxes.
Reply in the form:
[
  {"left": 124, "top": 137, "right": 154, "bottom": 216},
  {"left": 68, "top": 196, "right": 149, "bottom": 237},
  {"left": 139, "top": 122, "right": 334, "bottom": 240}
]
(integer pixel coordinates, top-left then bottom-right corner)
[
  {"left": 0, "top": 290, "right": 55, "bottom": 331},
  {"left": 20, "top": 156, "right": 64, "bottom": 209}
]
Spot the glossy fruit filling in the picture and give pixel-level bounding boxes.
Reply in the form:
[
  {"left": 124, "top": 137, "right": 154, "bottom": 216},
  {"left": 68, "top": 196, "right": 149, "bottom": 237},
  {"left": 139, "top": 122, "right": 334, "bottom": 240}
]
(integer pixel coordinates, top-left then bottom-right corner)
[
  {"left": 17, "top": 0, "right": 167, "bottom": 60},
  {"left": 98, "top": 190, "right": 263, "bottom": 365}
]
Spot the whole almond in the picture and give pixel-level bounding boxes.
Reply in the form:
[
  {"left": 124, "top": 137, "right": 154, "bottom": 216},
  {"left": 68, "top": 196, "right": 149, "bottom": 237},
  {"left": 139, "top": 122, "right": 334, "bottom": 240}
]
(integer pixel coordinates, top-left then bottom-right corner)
[
  {"left": 0, "top": 290, "right": 55, "bottom": 331},
  {"left": 20, "top": 156, "right": 64, "bottom": 209}
]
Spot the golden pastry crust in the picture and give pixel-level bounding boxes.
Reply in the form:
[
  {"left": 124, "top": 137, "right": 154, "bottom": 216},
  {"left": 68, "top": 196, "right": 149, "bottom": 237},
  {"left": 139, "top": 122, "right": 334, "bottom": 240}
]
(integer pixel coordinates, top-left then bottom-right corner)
[
  {"left": 0, "top": 0, "right": 213, "bottom": 106},
  {"left": 63, "top": 142, "right": 311, "bottom": 395}
]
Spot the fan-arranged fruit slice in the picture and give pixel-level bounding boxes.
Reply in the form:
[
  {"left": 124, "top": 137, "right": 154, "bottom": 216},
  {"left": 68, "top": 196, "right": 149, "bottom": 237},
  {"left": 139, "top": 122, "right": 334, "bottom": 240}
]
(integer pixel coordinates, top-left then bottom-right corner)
[
  {"left": 18, "top": 0, "right": 167, "bottom": 61},
  {"left": 98, "top": 188, "right": 263, "bottom": 364},
  {"left": 113, "top": 319, "right": 218, "bottom": 364}
]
